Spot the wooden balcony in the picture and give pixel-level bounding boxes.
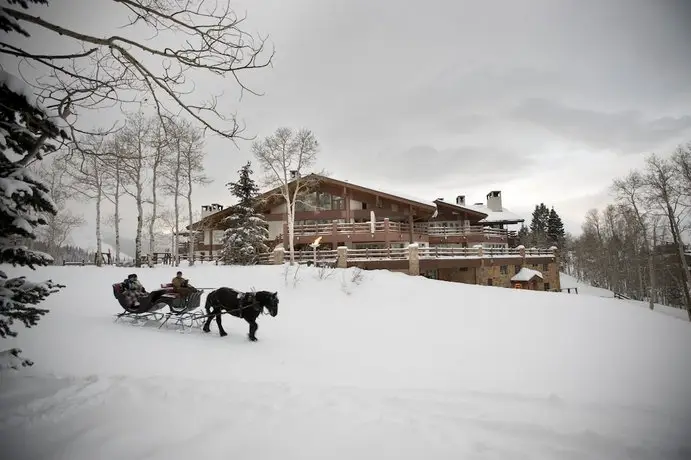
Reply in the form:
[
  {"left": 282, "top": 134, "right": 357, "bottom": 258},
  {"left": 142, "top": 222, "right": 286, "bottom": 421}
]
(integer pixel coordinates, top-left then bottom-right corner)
[
  {"left": 260, "top": 245, "right": 556, "bottom": 264},
  {"left": 288, "top": 220, "right": 429, "bottom": 246},
  {"left": 287, "top": 219, "right": 515, "bottom": 246}
]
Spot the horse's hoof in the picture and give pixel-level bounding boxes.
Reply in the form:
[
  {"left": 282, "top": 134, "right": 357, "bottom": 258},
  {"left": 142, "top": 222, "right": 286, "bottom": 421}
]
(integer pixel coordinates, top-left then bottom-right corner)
[
  {"left": 220, "top": 332, "right": 228, "bottom": 337},
  {"left": 248, "top": 335, "right": 257, "bottom": 342},
  {"left": 202, "top": 328, "right": 210, "bottom": 333}
]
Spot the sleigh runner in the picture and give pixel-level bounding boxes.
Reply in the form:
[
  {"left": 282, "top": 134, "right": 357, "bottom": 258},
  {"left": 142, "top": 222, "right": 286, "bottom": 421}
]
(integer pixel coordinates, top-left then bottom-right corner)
[{"left": 112, "top": 282, "right": 207, "bottom": 331}]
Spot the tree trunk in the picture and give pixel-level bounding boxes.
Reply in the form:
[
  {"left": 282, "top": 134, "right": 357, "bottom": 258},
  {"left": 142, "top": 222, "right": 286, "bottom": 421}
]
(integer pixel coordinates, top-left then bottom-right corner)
[
  {"left": 186, "top": 150, "right": 195, "bottom": 266},
  {"left": 174, "top": 144, "right": 181, "bottom": 267},
  {"left": 149, "top": 163, "right": 158, "bottom": 262},
  {"left": 187, "top": 184, "right": 194, "bottom": 266},
  {"left": 135, "top": 180, "right": 143, "bottom": 267},
  {"left": 114, "top": 167, "right": 121, "bottom": 264},
  {"left": 96, "top": 187, "right": 102, "bottom": 267},
  {"left": 667, "top": 206, "right": 691, "bottom": 319},
  {"left": 287, "top": 201, "right": 296, "bottom": 265}
]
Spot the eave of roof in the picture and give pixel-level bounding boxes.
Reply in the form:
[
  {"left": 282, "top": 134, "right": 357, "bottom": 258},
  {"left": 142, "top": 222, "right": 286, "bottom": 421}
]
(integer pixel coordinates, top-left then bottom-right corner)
[
  {"left": 433, "top": 199, "right": 488, "bottom": 219},
  {"left": 257, "top": 173, "right": 438, "bottom": 211}
]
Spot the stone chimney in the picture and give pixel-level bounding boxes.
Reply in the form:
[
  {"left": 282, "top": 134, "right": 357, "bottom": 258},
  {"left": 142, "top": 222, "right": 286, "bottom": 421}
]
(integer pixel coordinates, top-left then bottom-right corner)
[
  {"left": 486, "top": 191, "right": 502, "bottom": 212},
  {"left": 455, "top": 195, "right": 465, "bottom": 206},
  {"left": 436, "top": 197, "right": 444, "bottom": 202},
  {"left": 290, "top": 170, "right": 300, "bottom": 180},
  {"left": 201, "top": 203, "right": 224, "bottom": 218}
]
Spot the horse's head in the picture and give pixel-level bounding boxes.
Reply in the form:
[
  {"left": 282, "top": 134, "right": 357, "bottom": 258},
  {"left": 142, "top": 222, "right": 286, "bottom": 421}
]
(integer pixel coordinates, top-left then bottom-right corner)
[{"left": 258, "top": 291, "right": 279, "bottom": 317}]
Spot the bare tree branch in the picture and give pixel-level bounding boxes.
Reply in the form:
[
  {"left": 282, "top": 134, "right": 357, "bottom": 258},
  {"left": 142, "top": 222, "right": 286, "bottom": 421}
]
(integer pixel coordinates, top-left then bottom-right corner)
[{"left": 1, "top": 0, "right": 274, "bottom": 142}]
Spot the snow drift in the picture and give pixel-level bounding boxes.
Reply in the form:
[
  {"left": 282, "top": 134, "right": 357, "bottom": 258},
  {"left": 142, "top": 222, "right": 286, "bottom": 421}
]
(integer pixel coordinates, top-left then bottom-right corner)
[{"left": 1, "top": 263, "right": 690, "bottom": 459}]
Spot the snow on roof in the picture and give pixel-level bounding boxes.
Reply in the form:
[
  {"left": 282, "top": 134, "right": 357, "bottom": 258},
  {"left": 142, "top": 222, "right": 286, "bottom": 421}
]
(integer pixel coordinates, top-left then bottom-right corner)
[
  {"left": 511, "top": 267, "right": 544, "bottom": 282},
  {"left": 339, "top": 178, "right": 437, "bottom": 208},
  {"left": 466, "top": 203, "right": 525, "bottom": 223}
]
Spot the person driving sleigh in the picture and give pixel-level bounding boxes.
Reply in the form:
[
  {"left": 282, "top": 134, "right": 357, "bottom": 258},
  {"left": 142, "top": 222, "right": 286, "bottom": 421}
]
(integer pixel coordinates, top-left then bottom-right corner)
[{"left": 171, "top": 271, "right": 197, "bottom": 297}]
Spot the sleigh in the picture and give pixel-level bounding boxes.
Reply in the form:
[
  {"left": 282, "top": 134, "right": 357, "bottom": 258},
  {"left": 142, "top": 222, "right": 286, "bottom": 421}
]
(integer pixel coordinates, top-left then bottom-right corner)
[{"left": 112, "top": 282, "right": 206, "bottom": 331}]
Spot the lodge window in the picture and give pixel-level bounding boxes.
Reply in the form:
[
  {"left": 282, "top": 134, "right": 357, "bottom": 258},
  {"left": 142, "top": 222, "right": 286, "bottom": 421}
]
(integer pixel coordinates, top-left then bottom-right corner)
[
  {"left": 332, "top": 196, "right": 345, "bottom": 210},
  {"left": 543, "top": 263, "right": 549, "bottom": 271},
  {"left": 487, "top": 278, "right": 493, "bottom": 286},
  {"left": 500, "top": 265, "right": 508, "bottom": 275},
  {"left": 295, "top": 192, "right": 340, "bottom": 212},
  {"left": 544, "top": 283, "right": 551, "bottom": 291},
  {"left": 375, "top": 196, "right": 383, "bottom": 208},
  {"left": 391, "top": 203, "right": 399, "bottom": 212}
]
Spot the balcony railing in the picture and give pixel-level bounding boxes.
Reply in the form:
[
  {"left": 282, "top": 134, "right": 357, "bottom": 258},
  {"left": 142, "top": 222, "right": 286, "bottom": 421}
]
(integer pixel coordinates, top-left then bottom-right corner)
[
  {"left": 262, "top": 245, "right": 556, "bottom": 264},
  {"left": 289, "top": 220, "right": 515, "bottom": 239}
]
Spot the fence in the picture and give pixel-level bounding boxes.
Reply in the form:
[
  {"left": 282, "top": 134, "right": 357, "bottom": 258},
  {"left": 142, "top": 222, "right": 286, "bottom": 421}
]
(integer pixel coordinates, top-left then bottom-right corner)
[{"left": 262, "top": 245, "right": 557, "bottom": 266}]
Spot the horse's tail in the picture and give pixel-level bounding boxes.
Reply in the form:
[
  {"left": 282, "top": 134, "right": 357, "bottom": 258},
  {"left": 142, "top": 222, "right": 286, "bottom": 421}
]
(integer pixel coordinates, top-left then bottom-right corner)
[{"left": 204, "top": 289, "right": 217, "bottom": 313}]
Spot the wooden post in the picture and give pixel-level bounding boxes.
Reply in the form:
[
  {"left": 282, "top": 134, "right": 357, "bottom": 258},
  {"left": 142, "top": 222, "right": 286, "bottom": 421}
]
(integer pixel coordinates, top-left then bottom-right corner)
[
  {"left": 272, "top": 247, "right": 285, "bottom": 265},
  {"left": 408, "top": 206, "right": 414, "bottom": 243},
  {"left": 408, "top": 243, "right": 420, "bottom": 276},
  {"left": 337, "top": 245, "right": 348, "bottom": 268}
]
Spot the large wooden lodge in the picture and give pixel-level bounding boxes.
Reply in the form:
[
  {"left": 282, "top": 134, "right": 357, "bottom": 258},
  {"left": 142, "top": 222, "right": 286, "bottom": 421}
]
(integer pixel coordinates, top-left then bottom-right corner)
[{"left": 185, "top": 173, "right": 561, "bottom": 291}]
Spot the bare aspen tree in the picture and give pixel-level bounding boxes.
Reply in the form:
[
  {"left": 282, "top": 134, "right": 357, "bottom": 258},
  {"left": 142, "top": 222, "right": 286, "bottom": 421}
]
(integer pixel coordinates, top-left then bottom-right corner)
[
  {"left": 643, "top": 153, "right": 691, "bottom": 319},
  {"left": 159, "top": 208, "right": 182, "bottom": 261},
  {"left": 60, "top": 136, "right": 110, "bottom": 266},
  {"left": 116, "top": 111, "right": 151, "bottom": 267},
  {"left": 612, "top": 172, "right": 656, "bottom": 309},
  {"left": 101, "top": 139, "right": 126, "bottom": 264},
  {"left": 147, "top": 118, "right": 171, "bottom": 258},
  {"left": 179, "top": 120, "right": 210, "bottom": 265},
  {"left": 252, "top": 127, "right": 321, "bottom": 265},
  {"left": 1, "top": 0, "right": 274, "bottom": 142},
  {"left": 32, "top": 161, "right": 85, "bottom": 260},
  {"left": 161, "top": 120, "right": 184, "bottom": 266}
]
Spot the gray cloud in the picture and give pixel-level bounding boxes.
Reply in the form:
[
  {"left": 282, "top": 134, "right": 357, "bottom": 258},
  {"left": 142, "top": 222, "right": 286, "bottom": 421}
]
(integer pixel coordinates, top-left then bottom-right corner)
[
  {"left": 13, "top": 0, "right": 691, "bottom": 237},
  {"left": 332, "top": 144, "right": 537, "bottom": 189},
  {"left": 511, "top": 98, "right": 691, "bottom": 153}
]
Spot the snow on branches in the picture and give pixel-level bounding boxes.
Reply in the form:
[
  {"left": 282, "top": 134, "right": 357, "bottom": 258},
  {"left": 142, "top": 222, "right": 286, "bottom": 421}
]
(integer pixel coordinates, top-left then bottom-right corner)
[
  {"left": 220, "top": 162, "right": 269, "bottom": 265},
  {"left": 0, "top": 67, "right": 66, "bottom": 369}
]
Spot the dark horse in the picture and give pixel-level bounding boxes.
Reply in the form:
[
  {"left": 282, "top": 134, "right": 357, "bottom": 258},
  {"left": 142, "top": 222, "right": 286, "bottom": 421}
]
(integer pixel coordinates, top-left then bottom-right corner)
[{"left": 202, "top": 288, "right": 279, "bottom": 341}]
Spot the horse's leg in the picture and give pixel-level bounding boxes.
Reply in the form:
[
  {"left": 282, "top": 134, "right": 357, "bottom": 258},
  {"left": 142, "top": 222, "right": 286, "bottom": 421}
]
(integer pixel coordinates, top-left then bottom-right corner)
[
  {"left": 216, "top": 308, "right": 227, "bottom": 337},
  {"left": 202, "top": 304, "right": 213, "bottom": 333},
  {"left": 246, "top": 313, "right": 259, "bottom": 341}
]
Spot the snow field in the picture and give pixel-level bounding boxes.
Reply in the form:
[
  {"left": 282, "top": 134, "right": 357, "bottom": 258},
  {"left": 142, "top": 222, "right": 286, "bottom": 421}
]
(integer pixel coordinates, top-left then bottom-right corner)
[{"left": 0, "top": 263, "right": 690, "bottom": 459}]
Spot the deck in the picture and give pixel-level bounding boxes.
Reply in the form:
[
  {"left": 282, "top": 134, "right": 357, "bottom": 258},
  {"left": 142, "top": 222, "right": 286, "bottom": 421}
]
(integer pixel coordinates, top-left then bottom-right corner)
[
  {"left": 288, "top": 220, "right": 517, "bottom": 246},
  {"left": 258, "top": 246, "right": 555, "bottom": 265}
]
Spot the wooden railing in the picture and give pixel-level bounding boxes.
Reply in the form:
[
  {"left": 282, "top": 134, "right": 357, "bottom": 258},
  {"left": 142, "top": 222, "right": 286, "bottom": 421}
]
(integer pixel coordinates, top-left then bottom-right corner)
[
  {"left": 260, "top": 246, "right": 556, "bottom": 264},
  {"left": 414, "top": 224, "right": 509, "bottom": 238},
  {"left": 290, "top": 221, "right": 514, "bottom": 238}
]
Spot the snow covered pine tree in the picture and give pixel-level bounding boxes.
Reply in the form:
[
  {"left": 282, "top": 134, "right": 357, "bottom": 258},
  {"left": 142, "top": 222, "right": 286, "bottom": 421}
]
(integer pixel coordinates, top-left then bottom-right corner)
[
  {"left": 0, "top": 64, "right": 67, "bottom": 369},
  {"left": 220, "top": 162, "right": 269, "bottom": 265}
]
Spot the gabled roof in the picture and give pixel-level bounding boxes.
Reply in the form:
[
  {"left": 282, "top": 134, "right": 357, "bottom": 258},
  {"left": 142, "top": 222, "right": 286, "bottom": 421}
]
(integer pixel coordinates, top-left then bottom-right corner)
[
  {"left": 433, "top": 199, "right": 488, "bottom": 219},
  {"left": 257, "top": 173, "right": 437, "bottom": 211},
  {"left": 465, "top": 203, "right": 524, "bottom": 224},
  {"left": 511, "top": 267, "right": 543, "bottom": 282}
]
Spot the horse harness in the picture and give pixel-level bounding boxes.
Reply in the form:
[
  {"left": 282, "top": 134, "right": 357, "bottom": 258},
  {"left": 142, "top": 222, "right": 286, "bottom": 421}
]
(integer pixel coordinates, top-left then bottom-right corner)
[{"left": 214, "top": 291, "right": 264, "bottom": 316}]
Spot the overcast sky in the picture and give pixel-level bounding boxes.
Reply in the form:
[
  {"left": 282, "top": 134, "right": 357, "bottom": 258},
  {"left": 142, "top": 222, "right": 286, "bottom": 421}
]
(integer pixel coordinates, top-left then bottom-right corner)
[{"left": 7, "top": 0, "right": 691, "bottom": 243}]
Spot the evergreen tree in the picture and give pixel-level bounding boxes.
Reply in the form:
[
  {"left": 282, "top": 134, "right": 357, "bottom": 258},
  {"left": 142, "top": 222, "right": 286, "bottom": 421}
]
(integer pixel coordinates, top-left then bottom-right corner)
[
  {"left": 516, "top": 223, "right": 530, "bottom": 246},
  {"left": 547, "top": 207, "right": 565, "bottom": 246},
  {"left": 529, "top": 203, "right": 550, "bottom": 245},
  {"left": 220, "top": 162, "right": 269, "bottom": 265},
  {"left": 0, "top": 63, "right": 67, "bottom": 369}
]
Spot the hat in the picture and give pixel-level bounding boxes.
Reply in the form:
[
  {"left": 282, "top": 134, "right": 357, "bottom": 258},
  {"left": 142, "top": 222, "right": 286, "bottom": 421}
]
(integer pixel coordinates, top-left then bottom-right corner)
[{"left": 176, "top": 271, "right": 182, "bottom": 276}]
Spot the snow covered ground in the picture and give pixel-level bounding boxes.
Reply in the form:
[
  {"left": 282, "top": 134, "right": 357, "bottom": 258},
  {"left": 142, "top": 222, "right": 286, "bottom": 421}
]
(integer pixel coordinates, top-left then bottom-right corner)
[
  {"left": 1, "top": 263, "right": 690, "bottom": 459},
  {"left": 560, "top": 273, "right": 690, "bottom": 322}
]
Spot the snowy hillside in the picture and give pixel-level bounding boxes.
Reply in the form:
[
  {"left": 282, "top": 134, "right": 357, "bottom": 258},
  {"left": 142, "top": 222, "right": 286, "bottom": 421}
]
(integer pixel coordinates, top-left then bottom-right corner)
[
  {"left": 1, "top": 264, "right": 690, "bottom": 459},
  {"left": 560, "top": 273, "right": 690, "bottom": 322}
]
